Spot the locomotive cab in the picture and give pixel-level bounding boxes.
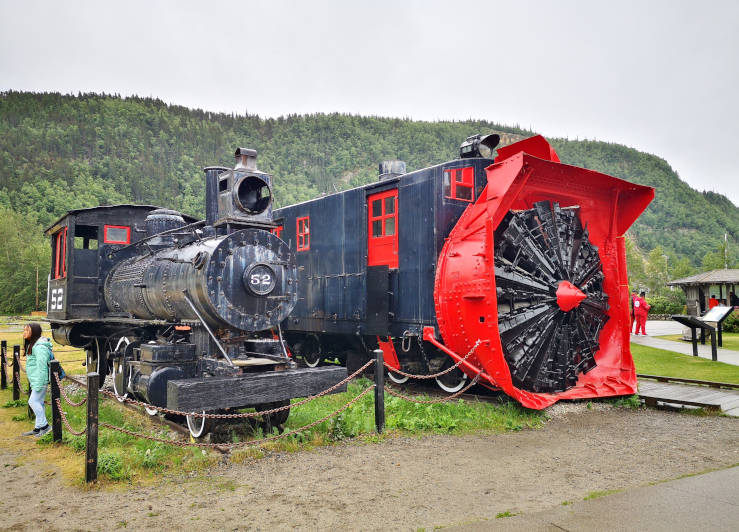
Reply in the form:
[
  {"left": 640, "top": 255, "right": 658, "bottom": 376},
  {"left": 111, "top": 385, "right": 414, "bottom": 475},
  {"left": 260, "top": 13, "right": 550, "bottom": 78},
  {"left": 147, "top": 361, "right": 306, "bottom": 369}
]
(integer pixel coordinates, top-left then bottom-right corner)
[{"left": 45, "top": 205, "right": 194, "bottom": 324}]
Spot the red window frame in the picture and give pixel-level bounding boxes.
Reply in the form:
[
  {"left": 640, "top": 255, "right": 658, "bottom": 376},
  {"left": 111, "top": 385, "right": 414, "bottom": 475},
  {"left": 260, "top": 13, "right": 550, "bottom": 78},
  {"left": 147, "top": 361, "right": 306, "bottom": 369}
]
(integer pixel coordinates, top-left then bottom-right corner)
[
  {"left": 367, "top": 189, "right": 398, "bottom": 268},
  {"left": 103, "top": 225, "right": 131, "bottom": 245},
  {"left": 296, "top": 217, "right": 310, "bottom": 251},
  {"left": 53, "top": 228, "right": 68, "bottom": 279},
  {"left": 271, "top": 225, "right": 283, "bottom": 238},
  {"left": 444, "top": 166, "right": 475, "bottom": 202}
]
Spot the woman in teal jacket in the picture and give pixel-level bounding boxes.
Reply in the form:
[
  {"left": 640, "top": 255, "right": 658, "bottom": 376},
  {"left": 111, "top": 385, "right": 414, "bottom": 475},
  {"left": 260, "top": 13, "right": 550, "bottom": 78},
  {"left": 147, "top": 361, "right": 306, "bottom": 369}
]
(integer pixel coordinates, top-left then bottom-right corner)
[{"left": 22, "top": 323, "right": 52, "bottom": 437}]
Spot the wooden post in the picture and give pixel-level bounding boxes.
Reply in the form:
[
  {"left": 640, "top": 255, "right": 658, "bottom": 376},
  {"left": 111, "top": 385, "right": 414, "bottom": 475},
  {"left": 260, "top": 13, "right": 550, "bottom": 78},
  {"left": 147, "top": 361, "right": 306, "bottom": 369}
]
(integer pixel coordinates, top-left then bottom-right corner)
[
  {"left": 717, "top": 322, "right": 723, "bottom": 348},
  {"left": 690, "top": 327, "right": 698, "bottom": 357},
  {"left": 12, "top": 346, "right": 20, "bottom": 401},
  {"left": 85, "top": 372, "right": 99, "bottom": 483},
  {"left": 49, "top": 360, "right": 62, "bottom": 443},
  {"left": 1, "top": 340, "right": 7, "bottom": 389},
  {"left": 710, "top": 330, "right": 718, "bottom": 362},
  {"left": 373, "top": 349, "right": 385, "bottom": 434}
]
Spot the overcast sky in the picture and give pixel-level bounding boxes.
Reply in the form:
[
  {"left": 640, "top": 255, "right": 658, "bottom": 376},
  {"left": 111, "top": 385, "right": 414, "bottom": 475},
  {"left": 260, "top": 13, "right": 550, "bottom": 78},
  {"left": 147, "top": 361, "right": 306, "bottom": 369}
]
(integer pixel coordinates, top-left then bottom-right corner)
[{"left": 1, "top": 0, "right": 737, "bottom": 204}]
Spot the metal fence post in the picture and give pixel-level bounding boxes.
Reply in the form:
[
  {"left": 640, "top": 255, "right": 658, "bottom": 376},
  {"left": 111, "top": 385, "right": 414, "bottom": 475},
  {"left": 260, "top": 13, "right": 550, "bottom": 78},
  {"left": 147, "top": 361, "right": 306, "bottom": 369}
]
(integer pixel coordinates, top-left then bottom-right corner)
[
  {"left": 12, "top": 346, "right": 20, "bottom": 401},
  {"left": 1, "top": 340, "right": 7, "bottom": 389},
  {"left": 373, "top": 349, "right": 385, "bottom": 434},
  {"left": 85, "top": 372, "right": 99, "bottom": 483},
  {"left": 49, "top": 360, "right": 62, "bottom": 442}
]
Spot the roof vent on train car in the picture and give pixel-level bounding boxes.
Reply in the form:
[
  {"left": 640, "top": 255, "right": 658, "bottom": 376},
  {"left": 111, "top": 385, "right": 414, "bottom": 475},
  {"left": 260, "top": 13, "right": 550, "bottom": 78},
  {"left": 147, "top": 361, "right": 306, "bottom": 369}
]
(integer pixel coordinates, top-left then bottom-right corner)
[{"left": 379, "top": 160, "right": 406, "bottom": 181}]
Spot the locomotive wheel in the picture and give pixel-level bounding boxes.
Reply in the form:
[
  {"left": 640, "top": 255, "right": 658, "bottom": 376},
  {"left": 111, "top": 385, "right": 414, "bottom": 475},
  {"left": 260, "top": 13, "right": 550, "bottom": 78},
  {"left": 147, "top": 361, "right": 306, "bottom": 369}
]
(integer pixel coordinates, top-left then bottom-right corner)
[
  {"left": 112, "top": 358, "right": 127, "bottom": 402},
  {"left": 112, "top": 337, "right": 131, "bottom": 402},
  {"left": 186, "top": 412, "right": 212, "bottom": 439},
  {"left": 300, "top": 335, "right": 322, "bottom": 368},
  {"left": 434, "top": 359, "right": 468, "bottom": 393},
  {"left": 494, "top": 201, "right": 610, "bottom": 394}
]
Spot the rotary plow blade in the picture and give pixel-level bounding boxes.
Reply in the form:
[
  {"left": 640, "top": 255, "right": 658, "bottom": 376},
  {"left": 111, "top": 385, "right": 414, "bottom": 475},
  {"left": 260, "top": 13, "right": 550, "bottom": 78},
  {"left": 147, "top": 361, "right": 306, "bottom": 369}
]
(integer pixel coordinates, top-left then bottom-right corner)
[{"left": 432, "top": 136, "right": 654, "bottom": 409}]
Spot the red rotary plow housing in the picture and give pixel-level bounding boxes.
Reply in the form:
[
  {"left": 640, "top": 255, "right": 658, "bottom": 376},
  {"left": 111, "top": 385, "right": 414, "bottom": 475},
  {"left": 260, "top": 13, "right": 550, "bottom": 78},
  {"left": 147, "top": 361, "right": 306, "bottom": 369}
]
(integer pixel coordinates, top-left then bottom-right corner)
[{"left": 431, "top": 136, "right": 654, "bottom": 409}]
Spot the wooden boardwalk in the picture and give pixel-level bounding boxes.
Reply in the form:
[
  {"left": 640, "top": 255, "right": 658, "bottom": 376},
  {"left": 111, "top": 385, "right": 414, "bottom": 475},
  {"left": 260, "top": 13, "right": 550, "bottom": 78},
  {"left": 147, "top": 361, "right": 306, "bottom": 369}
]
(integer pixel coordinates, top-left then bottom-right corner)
[{"left": 638, "top": 379, "right": 739, "bottom": 416}]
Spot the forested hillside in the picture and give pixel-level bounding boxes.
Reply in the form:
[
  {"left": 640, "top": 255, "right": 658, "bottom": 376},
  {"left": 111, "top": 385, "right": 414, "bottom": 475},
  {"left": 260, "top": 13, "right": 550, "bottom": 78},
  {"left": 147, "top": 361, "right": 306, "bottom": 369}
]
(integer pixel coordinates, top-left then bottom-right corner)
[{"left": 1, "top": 91, "right": 737, "bottom": 312}]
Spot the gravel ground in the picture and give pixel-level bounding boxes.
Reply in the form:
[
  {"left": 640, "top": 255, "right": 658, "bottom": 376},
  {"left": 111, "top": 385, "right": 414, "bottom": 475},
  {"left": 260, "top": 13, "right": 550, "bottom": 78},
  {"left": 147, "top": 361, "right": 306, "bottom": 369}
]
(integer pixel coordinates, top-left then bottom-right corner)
[{"left": 1, "top": 407, "right": 737, "bottom": 531}]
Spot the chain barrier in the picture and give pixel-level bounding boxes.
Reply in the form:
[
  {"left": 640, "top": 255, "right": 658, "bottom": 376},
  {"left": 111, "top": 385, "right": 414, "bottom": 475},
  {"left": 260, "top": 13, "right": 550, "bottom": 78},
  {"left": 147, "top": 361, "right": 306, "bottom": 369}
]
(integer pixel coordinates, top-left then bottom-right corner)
[
  {"left": 384, "top": 339, "right": 482, "bottom": 380},
  {"left": 99, "top": 358, "right": 376, "bottom": 419},
  {"left": 385, "top": 372, "right": 482, "bottom": 404},
  {"left": 54, "top": 398, "right": 87, "bottom": 436},
  {"left": 52, "top": 372, "right": 87, "bottom": 407},
  {"left": 100, "top": 384, "right": 376, "bottom": 453}
]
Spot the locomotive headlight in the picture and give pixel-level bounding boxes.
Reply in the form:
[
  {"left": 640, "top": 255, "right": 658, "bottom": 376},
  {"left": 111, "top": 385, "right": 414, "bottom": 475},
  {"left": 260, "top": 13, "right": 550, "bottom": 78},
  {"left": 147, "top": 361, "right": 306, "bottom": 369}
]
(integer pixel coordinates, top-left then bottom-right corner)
[
  {"left": 244, "top": 263, "right": 277, "bottom": 296},
  {"left": 459, "top": 133, "right": 500, "bottom": 159}
]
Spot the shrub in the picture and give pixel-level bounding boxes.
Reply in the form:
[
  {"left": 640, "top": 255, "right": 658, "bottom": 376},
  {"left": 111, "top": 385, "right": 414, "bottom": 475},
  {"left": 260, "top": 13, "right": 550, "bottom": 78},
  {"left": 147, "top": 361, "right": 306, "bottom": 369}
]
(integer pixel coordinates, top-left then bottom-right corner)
[
  {"left": 646, "top": 292, "right": 685, "bottom": 315},
  {"left": 723, "top": 310, "right": 739, "bottom": 333},
  {"left": 97, "top": 452, "right": 129, "bottom": 481}
]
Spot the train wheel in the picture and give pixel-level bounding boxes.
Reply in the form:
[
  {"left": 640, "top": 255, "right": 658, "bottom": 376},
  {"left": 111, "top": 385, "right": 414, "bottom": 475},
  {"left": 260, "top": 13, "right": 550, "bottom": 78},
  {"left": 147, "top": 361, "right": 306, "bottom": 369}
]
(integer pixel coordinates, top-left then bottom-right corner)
[
  {"left": 435, "top": 360, "right": 468, "bottom": 393},
  {"left": 112, "top": 337, "right": 131, "bottom": 402},
  {"left": 112, "top": 358, "right": 127, "bottom": 402},
  {"left": 387, "top": 369, "right": 409, "bottom": 384},
  {"left": 186, "top": 412, "right": 212, "bottom": 439},
  {"left": 301, "top": 335, "right": 322, "bottom": 368}
]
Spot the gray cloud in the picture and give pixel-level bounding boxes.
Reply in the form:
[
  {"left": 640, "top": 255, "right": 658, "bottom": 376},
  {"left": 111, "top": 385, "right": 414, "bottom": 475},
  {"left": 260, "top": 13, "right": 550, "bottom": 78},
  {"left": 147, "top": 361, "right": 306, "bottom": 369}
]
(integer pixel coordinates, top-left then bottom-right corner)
[{"left": 1, "top": 0, "right": 737, "bottom": 203}]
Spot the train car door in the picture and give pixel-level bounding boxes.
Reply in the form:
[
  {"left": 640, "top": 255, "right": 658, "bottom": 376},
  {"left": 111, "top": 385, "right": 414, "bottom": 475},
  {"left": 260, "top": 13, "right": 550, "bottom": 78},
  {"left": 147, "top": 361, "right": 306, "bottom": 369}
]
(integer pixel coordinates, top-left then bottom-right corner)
[
  {"left": 367, "top": 189, "right": 398, "bottom": 268},
  {"left": 366, "top": 188, "right": 398, "bottom": 333}
]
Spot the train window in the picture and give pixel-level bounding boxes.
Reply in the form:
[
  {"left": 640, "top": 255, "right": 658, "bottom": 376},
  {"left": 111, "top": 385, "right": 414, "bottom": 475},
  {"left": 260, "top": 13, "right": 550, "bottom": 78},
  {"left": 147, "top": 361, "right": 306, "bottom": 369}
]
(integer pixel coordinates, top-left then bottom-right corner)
[
  {"left": 372, "top": 199, "right": 382, "bottom": 217},
  {"left": 74, "top": 225, "right": 99, "bottom": 250},
  {"left": 52, "top": 228, "right": 68, "bottom": 279},
  {"left": 296, "top": 216, "right": 310, "bottom": 251},
  {"left": 444, "top": 166, "right": 475, "bottom": 202},
  {"left": 103, "top": 225, "right": 130, "bottom": 245}
]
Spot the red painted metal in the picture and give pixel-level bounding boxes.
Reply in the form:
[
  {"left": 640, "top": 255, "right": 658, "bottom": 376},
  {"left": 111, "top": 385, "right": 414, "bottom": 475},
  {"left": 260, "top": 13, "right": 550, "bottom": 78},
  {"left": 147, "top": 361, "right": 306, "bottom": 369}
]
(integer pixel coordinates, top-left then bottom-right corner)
[
  {"left": 444, "top": 166, "right": 475, "bottom": 202},
  {"left": 103, "top": 225, "right": 131, "bottom": 245},
  {"left": 377, "top": 336, "right": 401, "bottom": 370},
  {"left": 296, "top": 216, "right": 310, "bottom": 251},
  {"left": 367, "top": 189, "right": 398, "bottom": 268},
  {"left": 556, "top": 281, "right": 587, "bottom": 312},
  {"left": 433, "top": 135, "right": 654, "bottom": 409}
]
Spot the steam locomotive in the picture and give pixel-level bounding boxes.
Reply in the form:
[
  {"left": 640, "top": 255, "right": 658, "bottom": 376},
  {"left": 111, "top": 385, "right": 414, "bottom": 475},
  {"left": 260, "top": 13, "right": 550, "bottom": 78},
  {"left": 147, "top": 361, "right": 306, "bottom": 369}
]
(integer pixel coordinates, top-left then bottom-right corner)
[
  {"left": 275, "top": 134, "right": 654, "bottom": 409},
  {"left": 45, "top": 148, "right": 347, "bottom": 437}
]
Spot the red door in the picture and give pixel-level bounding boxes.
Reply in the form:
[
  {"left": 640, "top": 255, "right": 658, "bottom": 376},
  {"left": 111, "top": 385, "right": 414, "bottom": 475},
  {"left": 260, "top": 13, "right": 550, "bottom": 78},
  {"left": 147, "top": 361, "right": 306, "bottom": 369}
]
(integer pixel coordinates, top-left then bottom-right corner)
[{"left": 367, "top": 189, "right": 398, "bottom": 268}]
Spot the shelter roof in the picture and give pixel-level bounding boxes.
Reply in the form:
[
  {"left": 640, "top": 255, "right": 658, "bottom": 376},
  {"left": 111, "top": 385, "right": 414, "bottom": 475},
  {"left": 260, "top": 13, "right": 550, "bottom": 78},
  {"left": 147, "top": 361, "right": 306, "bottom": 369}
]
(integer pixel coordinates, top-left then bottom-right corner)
[{"left": 667, "top": 269, "right": 739, "bottom": 286}]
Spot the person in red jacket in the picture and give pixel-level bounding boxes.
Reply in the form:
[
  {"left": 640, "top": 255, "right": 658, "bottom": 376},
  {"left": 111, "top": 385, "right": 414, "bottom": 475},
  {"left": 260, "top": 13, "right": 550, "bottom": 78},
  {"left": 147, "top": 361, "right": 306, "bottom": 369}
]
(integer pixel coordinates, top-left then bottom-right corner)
[
  {"left": 708, "top": 295, "right": 719, "bottom": 309},
  {"left": 633, "top": 291, "right": 651, "bottom": 335}
]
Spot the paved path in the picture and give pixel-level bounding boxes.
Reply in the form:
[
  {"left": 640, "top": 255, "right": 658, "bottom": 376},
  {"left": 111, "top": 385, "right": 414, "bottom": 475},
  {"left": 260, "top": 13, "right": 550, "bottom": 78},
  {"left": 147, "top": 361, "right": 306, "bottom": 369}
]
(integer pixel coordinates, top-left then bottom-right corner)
[
  {"left": 457, "top": 465, "right": 739, "bottom": 531},
  {"left": 631, "top": 319, "right": 739, "bottom": 366}
]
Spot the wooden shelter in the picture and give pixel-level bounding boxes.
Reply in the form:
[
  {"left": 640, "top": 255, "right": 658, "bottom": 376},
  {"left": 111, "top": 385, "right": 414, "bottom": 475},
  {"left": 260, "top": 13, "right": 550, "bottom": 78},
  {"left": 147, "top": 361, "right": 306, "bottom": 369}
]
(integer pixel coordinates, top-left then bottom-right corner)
[{"left": 667, "top": 269, "right": 739, "bottom": 316}]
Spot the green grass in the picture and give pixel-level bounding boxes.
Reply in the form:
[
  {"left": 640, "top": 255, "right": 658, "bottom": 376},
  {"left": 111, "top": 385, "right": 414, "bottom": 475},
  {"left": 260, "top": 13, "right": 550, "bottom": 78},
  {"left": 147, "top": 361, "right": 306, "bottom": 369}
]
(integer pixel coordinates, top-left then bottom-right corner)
[
  {"left": 657, "top": 332, "right": 739, "bottom": 352},
  {"left": 2, "top": 372, "right": 545, "bottom": 483},
  {"left": 583, "top": 488, "right": 622, "bottom": 500},
  {"left": 631, "top": 344, "right": 739, "bottom": 384}
]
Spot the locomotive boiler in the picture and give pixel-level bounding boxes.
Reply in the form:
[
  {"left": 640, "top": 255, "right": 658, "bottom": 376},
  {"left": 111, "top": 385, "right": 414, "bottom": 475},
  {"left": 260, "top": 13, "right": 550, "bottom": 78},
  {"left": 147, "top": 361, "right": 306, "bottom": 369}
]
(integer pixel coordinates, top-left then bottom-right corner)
[
  {"left": 45, "top": 148, "right": 347, "bottom": 437},
  {"left": 275, "top": 134, "right": 654, "bottom": 409}
]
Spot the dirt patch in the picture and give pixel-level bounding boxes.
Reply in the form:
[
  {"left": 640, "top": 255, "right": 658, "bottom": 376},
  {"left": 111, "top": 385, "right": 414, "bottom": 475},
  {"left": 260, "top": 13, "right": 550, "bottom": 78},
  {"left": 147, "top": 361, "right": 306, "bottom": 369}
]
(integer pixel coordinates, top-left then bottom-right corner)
[{"left": 1, "top": 408, "right": 737, "bottom": 531}]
